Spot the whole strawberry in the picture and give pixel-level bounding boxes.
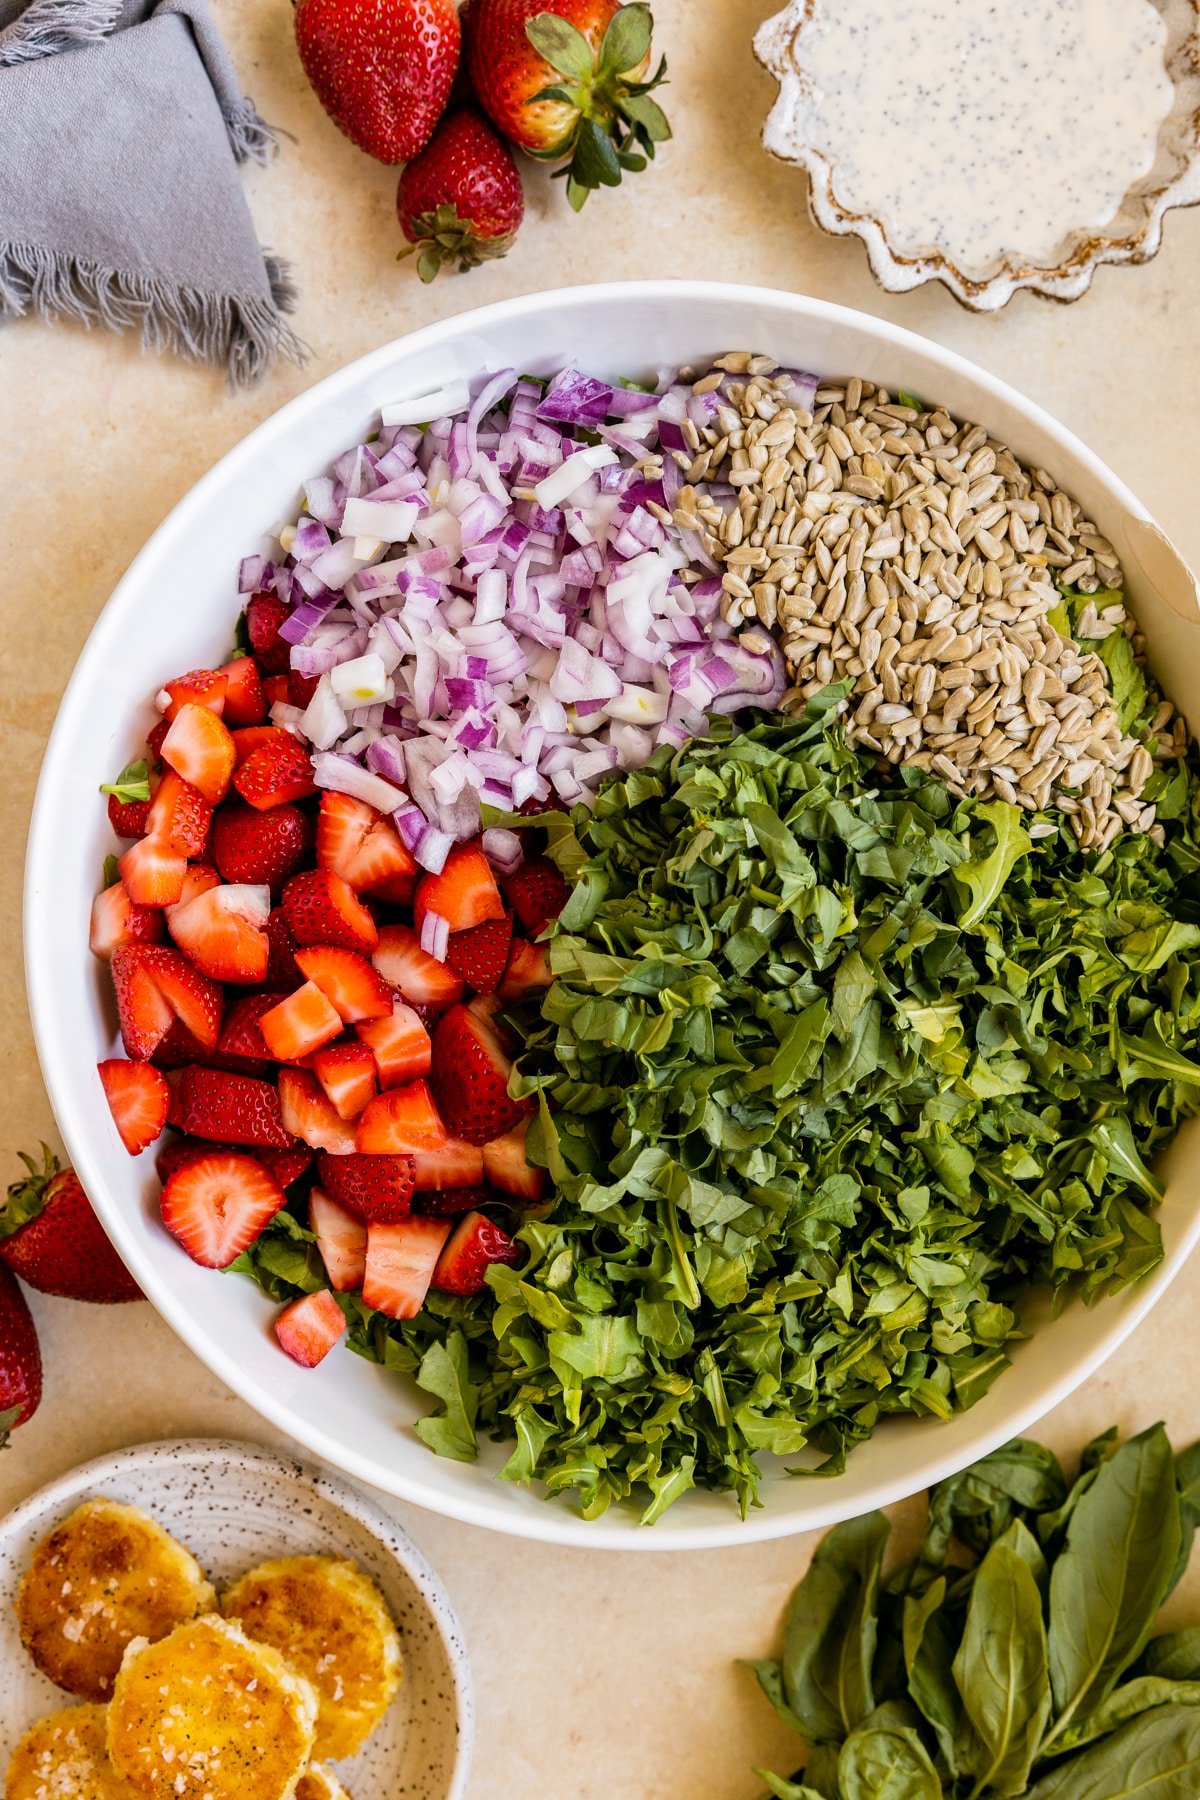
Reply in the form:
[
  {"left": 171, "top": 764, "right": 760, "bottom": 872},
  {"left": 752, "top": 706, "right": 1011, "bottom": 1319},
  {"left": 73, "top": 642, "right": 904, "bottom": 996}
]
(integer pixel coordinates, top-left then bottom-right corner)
[
  {"left": 295, "top": 0, "right": 461, "bottom": 164},
  {"left": 398, "top": 109, "right": 524, "bottom": 281},
  {"left": 0, "top": 1146, "right": 142, "bottom": 1304},
  {"left": 465, "top": 0, "right": 669, "bottom": 208},
  {"left": 0, "top": 1264, "right": 41, "bottom": 1444}
]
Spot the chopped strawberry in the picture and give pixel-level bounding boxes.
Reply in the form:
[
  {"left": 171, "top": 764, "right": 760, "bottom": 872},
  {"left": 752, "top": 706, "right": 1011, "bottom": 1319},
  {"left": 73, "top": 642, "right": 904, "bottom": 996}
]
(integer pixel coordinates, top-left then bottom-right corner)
[
  {"left": 311, "top": 1040, "right": 377, "bottom": 1120},
  {"left": 216, "top": 993, "right": 279, "bottom": 1065},
  {"left": 264, "top": 907, "right": 301, "bottom": 988},
  {"left": 167, "top": 884, "right": 271, "bottom": 985},
  {"left": 212, "top": 800, "right": 309, "bottom": 892},
  {"left": 155, "top": 1136, "right": 312, "bottom": 1190},
  {"left": 316, "top": 1150, "right": 415, "bottom": 1222},
  {"left": 160, "top": 1150, "right": 285, "bottom": 1268},
  {"left": 293, "top": 945, "right": 392, "bottom": 1023},
  {"left": 146, "top": 770, "right": 213, "bottom": 858},
  {"left": 119, "top": 835, "right": 188, "bottom": 907},
  {"left": 261, "top": 1142, "right": 316, "bottom": 1188},
  {"left": 220, "top": 656, "right": 267, "bottom": 727},
  {"left": 482, "top": 1118, "right": 549, "bottom": 1202},
  {"left": 372, "top": 923, "right": 463, "bottom": 1008},
  {"left": 498, "top": 937, "right": 553, "bottom": 1001},
  {"left": 309, "top": 1187, "right": 367, "bottom": 1290},
  {"left": 414, "top": 841, "right": 505, "bottom": 934},
  {"left": 317, "top": 793, "right": 418, "bottom": 904},
  {"left": 260, "top": 981, "right": 344, "bottom": 1062},
  {"left": 231, "top": 724, "right": 292, "bottom": 766},
  {"left": 166, "top": 1069, "right": 185, "bottom": 1127},
  {"left": 357, "top": 1082, "right": 448, "bottom": 1154},
  {"left": 178, "top": 1066, "right": 292, "bottom": 1148},
  {"left": 433, "top": 1210, "right": 520, "bottom": 1294},
  {"left": 97, "top": 1059, "right": 171, "bottom": 1155},
  {"left": 146, "top": 717, "right": 171, "bottom": 763},
  {"left": 430, "top": 1003, "right": 529, "bottom": 1144},
  {"left": 161, "top": 668, "right": 227, "bottom": 721},
  {"left": 445, "top": 915, "right": 513, "bottom": 995},
  {"left": 111, "top": 944, "right": 223, "bottom": 1059},
  {"left": 262, "top": 674, "right": 291, "bottom": 708},
  {"left": 413, "top": 1183, "right": 492, "bottom": 1216},
  {"left": 288, "top": 669, "right": 321, "bottom": 709},
  {"left": 161, "top": 703, "right": 236, "bottom": 804},
  {"left": 89, "top": 881, "right": 164, "bottom": 959},
  {"left": 284, "top": 868, "right": 379, "bottom": 955},
  {"left": 411, "top": 1136, "right": 485, "bottom": 1190},
  {"left": 106, "top": 791, "right": 152, "bottom": 838},
  {"left": 362, "top": 1217, "right": 451, "bottom": 1320},
  {"left": 150, "top": 1018, "right": 216, "bottom": 1071},
  {"left": 234, "top": 734, "right": 317, "bottom": 810},
  {"left": 357, "top": 1003, "right": 432, "bottom": 1088},
  {"left": 246, "top": 591, "right": 293, "bottom": 676},
  {"left": 165, "top": 863, "right": 222, "bottom": 920},
  {"left": 278, "top": 1067, "right": 359, "bottom": 1154},
  {"left": 275, "top": 1288, "right": 347, "bottom": 1367},
  {"left": 502, "top": 856, "right": 569, "bottom": 938}
]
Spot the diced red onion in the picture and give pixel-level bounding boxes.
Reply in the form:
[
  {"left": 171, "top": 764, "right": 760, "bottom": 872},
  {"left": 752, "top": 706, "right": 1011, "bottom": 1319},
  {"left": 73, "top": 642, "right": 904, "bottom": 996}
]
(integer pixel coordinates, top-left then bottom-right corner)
[
  {"left": 420, "top": 909, "right": 450, "bottom": 961},
  {"left": 481, "top": 827, "right": 523, "bottom": 875},
  {"left": 310, "top": 752, "right": 406, "bottom": 813}
]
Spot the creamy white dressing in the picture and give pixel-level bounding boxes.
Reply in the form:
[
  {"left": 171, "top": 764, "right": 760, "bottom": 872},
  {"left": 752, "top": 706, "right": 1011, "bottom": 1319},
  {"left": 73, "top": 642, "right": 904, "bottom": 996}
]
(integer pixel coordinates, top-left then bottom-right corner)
[{"left": 796, "top": 0, "right": 1173, "bottom": 272}]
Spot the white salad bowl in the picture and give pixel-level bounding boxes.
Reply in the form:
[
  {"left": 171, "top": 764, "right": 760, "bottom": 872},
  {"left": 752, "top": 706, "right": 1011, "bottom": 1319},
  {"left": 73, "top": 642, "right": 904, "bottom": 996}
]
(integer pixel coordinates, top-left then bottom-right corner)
[{"left": 24, "top": 281, "right": 1200, "bottom": 1549}]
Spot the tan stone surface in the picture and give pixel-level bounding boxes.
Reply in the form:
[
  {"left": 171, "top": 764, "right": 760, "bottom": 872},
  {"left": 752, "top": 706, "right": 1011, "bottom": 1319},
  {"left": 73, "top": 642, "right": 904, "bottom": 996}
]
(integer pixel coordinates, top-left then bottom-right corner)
[{"left": 3, "top": 4, "right": 1200, "bottom": 1793}]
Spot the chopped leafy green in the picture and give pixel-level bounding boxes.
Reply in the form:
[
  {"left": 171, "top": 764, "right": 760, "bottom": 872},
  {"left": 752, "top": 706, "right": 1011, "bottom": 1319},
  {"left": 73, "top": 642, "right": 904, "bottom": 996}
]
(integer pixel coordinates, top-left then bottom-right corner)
[{"left": 99, "top": 758, "right": 151, "bottom": 805}]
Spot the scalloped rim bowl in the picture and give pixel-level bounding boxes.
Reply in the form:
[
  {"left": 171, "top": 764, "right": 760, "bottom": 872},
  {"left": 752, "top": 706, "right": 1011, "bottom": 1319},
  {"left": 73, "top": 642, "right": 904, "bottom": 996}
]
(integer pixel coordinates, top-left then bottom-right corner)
[{"left": 24, "top": 281, "right": 1200, "bottom": 1549}]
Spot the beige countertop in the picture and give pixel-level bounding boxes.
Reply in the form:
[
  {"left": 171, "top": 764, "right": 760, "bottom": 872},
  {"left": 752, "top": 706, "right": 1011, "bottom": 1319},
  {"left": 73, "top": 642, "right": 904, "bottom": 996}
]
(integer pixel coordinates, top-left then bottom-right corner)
[{"left": 4, "top": 3, "right": 1200, "bottom": 1793}]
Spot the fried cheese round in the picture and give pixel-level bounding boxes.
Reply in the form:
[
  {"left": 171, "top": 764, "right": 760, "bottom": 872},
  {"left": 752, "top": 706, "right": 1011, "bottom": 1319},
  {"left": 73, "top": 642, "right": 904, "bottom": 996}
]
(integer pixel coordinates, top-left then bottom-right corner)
[
  {"left": 295, "top": 1768, "right": 353, "bottom": 1800},
  {"left": 6, "top": 1704, "right": 137, "bottom": 1800}
]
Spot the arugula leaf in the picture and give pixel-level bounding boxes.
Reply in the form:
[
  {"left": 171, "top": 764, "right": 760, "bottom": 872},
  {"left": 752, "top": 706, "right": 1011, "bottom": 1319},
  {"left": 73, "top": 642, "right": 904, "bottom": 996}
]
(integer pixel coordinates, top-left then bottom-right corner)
[
  {"left": 99, "top": 758, "right": 151, "bottom": 804},
  {"left": 782, "top": 1512, "right": 890, "bottom": 1743},
  {"left": 413, "top": 1331, "right": 478, "bottom": 1462},
  {"left": 953, "top": 803, "right": 1034, "bottom": 929}
]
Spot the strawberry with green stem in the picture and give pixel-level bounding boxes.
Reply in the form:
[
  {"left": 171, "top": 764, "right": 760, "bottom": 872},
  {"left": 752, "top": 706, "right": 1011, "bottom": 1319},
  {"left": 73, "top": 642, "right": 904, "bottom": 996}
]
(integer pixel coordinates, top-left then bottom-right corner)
[
  {"left": 398, "top": 108, "right": 525, "bottom": 282},
  {"left": 466, "top": 0, "right": 670, "bottom": 210}
]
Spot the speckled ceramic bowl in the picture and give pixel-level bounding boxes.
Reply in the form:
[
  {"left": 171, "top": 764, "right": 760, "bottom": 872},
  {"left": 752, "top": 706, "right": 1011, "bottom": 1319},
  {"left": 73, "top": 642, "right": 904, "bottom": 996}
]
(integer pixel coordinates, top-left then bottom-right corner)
[
  {"left": 755, "top": 0, "right": 1200, "bottom": 308},
  {"left": 0, "top": 1438, "right": 472, "bottom": 1798}
]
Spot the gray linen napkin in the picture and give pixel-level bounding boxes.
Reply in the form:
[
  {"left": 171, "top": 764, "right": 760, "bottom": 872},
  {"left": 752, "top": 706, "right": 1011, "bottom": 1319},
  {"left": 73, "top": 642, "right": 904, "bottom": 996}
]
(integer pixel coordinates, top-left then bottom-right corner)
[{"left": 0, "top": 0, "right": 304, "bottom": 384}]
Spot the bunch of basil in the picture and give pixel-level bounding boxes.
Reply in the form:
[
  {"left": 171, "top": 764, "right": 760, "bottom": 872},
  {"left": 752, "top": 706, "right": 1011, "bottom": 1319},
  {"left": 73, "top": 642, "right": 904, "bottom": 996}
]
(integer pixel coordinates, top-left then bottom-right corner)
[{"left": 748, "top": 1424, "right": 1200, "bottom": 1799}]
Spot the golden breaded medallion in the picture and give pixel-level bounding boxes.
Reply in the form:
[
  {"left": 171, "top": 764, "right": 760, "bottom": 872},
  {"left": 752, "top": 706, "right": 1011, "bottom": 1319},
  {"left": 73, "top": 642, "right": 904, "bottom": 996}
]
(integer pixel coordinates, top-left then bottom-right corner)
[
  {"left": 17, "top": 1497, "right": 215, "bottom": 1701},
  {"left": 106, "top": 1614, "right": 317, "bottom": 1800},
  {"left": 6, "top": 1704, "right": 138, "bottom": 1800},
  {"left": 295, "top": 1769, "right": 354, "bottom": 1800},
  {"left": 221, "top": 1556, "right": 402, "bottom": 1760}
]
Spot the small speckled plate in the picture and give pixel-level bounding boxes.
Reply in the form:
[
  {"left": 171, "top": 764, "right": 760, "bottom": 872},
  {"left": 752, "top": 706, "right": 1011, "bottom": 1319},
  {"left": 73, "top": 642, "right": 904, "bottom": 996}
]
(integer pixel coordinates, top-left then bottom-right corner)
[{"left": 0, "top": 1438, "right": 473, "bottom": 1799}]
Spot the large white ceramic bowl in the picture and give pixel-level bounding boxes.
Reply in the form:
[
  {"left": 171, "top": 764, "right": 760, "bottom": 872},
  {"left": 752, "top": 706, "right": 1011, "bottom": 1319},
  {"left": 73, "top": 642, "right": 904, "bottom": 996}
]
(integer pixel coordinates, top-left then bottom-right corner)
[{"left": 25, "top": 282, "right": 1200, "bottom": 1550}]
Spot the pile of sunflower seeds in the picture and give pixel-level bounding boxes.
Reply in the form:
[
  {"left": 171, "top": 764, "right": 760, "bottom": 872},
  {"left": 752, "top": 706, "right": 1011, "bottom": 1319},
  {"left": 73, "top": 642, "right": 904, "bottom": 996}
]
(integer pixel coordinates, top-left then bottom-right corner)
[{"left": 664, "top": 354, "right": 1186, "bottom": 853}]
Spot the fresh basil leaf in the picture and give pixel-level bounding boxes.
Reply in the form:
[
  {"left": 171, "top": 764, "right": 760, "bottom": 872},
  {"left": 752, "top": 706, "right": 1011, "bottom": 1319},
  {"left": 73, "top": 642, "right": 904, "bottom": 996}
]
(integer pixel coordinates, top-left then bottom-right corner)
[
  {"left": 952, "top": 1537, "right": 1050, "bottom": 1795},
  {"left": 1141, "top": 1631, "right": 1200, "bottom": 1683},
  {"left": 919, "top": 1438, "right": 1067, "bottom": 1573},
  {"left": 1055, "top": 1677, "right": 1200, "bottom": 1752},
  {"left": 1045, "top": 1424, "right": 1182, "bottom": 1747},
  {"left": 1025, "top": 1703, "right": 1200, "bottom": 1799},
  {"left": 755, "top": 1774, "right": 827, "bottom": 1800},
  {"left": 102, "top": 853, "right": 120, "bottom": 888},
  {"left": 783, "top": 1512, "right": 890, "bottom": 1743},
  {"left": 837, "top": 1702, "right": 944, "bottom": 1798},
  {"left": 903, "top": 1578, "right": 966, "bottom": 1773},
  {"left": 744, "top": 1659, "right": 811, "bottom": 1735}
]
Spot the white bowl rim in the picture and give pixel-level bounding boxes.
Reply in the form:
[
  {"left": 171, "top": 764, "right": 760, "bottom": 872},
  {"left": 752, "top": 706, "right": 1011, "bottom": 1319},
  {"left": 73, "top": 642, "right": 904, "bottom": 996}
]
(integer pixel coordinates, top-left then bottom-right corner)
[
  {"left": 23, "top": 279, "right": 1199, "bottom": 1550},
  {"left": 0, "top": 1434, "right": 474, "bottom": 1797}
]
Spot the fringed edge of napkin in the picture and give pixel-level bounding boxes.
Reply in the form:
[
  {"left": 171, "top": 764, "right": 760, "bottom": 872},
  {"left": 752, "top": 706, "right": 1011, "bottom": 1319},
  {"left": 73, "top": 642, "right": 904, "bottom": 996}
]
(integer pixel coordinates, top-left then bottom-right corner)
[
  {"left": 0, "top": 0, "right": 122, "bottom": 64},
  {"left": 0, "top": 239, "right": 306, "bottom": 387}
]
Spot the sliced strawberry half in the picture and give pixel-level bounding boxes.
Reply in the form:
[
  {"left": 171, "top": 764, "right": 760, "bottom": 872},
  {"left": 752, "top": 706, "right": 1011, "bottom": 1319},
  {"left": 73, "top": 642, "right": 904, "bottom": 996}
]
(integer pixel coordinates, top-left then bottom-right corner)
[
  {"left": 283, "top": 868, "right": 378, "bottom": 955},
  {"left": 212, "top": 800, "right": 309, "bottom": 892},
  {"left": 294, "top": 945, "right": 392, "bottom": 1023},
  {"left": 372, "top": 924, "right": 463, "bottom": 1008},
  {"left": 118, "top": 835, "right": 188, "bottom": 908},
  {"left": 309, "top": 1186, "right": 367, "bottom": 1291},
  {"left": 316, "top": 1150, "right": 415, "bottom": 1223},
  {"left": 161, "top": 668, "right": 227, "bottom": 722},
  {"left": 111, "top": 944, "right": 223, "bottom": 1059},
  {"left": 433, "top": 1210, "right": 521, "bottom": 1295},
  {"left": 177, "top": 1066, "right": 291, "bottom": 1148},
  {"left": 231, "top": 724, "right": 292, "bottom": 766},
  {"left": 264, "top": 907, "right": 300, "bottom": 988},
  {"left": 260, "top": 982, "right": 344, "bottom": 1062},
  {"left": 216, "top": 993, "right": 279, "bottom": 1065},
  {"left": 362, "top": 1217, "right": 451, "bottom": 1320},
  {"left": 146, "top": 770, "right": 213, "bottom": 859},
  {"left": 234, "top": 734, "right": 317, "bottom": 810},
  {"left": 430, "top": 1004, "right": 529, "bottom": 1145},
  {"left": 245, "top": 591, "right": 293, "bottom": 676},
  {"left": 317, "top": 792, "right": 419, "bottom": 904},
  {"left": 502, "top": 856, "right": 569, "bottom": 938},
  {"left": 414, "top": 842, "right": 504, "bottom": 934},
  {"left": 160, "top": 1150, "right": 284, "bottom": 1268},
  {"left": 98, "top": 1059, "right": 171, "bottom": 1155},
  {"left": 446, "top": 916, "right": 513, "bottom": 996},
  {"left": 413, "top": 1183, "right": 493, "bottom": 1217},
  {"left": 357, "top": 1003, "right": 432, "bottom": 1089},
  {"left": 90, "top": 881, "right": 165, "bottom": 959},
  {"left": 357, "top": 1082, "right": 447, "bottom": 1154},
  {"left": 155, "top": 1136, "right": 312, "bottom": 1190},
  {"left": 275, "top": 1288, "right": 347, "bottom": 1367},
  {"left": 411, "top": 1136, "right": 485, "bottom": 1191},
  {"left": 220, "top": 656, "right": 267, "bottom": 727},
  {"left": 165, "top": 864, "right": 222, "bottom": 922},
  {"left": 167, "top": 884, "right": 271, "bottom": 985},
  {"left": 498, "top": 938, "right": 553, "bottom": 1001},
  {"left": 483, "top": 1119, "right": 549, "bottom": 1203},
  {"left": 311, "top": 1040, "right": 377, "bottom": 1120},
  {"left": 277, "top": 1067, "right": 359, "bottom": 1154},
  {"left": 160, "top": 703, "right": 236, "bottom": 804}
]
